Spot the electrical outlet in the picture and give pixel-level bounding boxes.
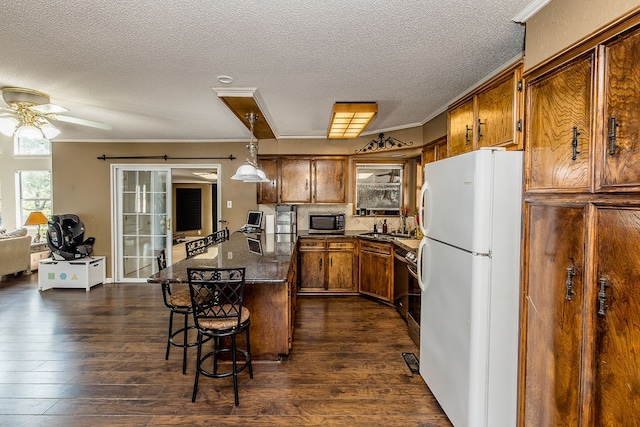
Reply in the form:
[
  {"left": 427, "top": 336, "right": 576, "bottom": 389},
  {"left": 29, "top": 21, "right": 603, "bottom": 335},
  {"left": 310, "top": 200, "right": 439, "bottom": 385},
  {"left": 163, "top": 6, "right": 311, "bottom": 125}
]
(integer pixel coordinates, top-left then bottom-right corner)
[
  {"left": 227, "top": 252, "right": 233, "bottom": 259},
  {"left": 227, "top": 200, "right": 232, "bottom": 208}
]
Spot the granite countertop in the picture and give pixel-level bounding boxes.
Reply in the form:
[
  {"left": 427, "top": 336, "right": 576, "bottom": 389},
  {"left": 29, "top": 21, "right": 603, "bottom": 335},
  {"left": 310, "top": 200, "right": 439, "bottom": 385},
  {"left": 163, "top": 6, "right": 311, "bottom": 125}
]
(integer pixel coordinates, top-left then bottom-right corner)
[
  {"left": 149, "top": 229, "right": 423, "bottom": 285},
  {"left": 148, "top": 231, "right": 297, "bottom": 285}
]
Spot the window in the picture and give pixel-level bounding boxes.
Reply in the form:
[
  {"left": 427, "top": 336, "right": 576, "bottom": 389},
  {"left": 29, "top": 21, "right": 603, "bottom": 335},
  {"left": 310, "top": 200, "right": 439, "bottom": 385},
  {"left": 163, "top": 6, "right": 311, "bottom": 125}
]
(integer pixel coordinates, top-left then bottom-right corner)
[
  {"left": 355, "top": 163, "right": 404, "bottom": 216},
  {"left": 16, "top": 170, "right": 52, "bottom": 230},
  {"left": 14, "top": 136, "right": 51, "bottom": 156}
]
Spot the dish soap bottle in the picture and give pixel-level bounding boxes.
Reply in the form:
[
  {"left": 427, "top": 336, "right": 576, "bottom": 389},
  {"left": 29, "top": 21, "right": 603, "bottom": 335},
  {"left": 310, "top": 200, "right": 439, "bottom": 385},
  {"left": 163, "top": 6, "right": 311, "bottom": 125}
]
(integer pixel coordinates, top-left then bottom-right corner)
[{"left": 382, "top": 219, "right": 388, "bottom": 234}]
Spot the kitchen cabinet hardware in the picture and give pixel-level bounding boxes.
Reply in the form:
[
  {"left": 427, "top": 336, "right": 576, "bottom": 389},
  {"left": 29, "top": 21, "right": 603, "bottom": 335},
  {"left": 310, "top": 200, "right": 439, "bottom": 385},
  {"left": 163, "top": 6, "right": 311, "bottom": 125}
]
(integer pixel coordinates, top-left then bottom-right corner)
[
  {"left": 565, "top": 267, "right": 576, "bottom": 300},
  {"left": 597, "top": 276, "right": 609, "bottom": 317},
  {"left": 465, "top": 125, "right": 472, "bottom": 145},
  {"left": 571, "top": 126, "right": 581, "bottom": 161},
  {"left": 608, "top": 116, "right": 619, "bottom": 155},
  {"left": 477, "top": 118, "right": 486, "bottom": 141}
]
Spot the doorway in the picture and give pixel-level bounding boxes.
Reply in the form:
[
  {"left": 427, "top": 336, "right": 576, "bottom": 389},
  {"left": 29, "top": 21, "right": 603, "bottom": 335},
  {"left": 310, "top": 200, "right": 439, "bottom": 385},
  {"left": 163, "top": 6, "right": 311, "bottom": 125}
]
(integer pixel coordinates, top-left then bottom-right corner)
[{"left": 111, "top": 164, "right": 221, "bottom": 282}]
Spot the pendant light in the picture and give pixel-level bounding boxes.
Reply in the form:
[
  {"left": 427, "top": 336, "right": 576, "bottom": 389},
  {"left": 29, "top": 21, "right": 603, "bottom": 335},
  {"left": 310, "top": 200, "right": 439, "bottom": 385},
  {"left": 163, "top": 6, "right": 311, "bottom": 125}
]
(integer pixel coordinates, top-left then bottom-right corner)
[{"left": 231, "top": 113, "right": 269, "bottom": 183}]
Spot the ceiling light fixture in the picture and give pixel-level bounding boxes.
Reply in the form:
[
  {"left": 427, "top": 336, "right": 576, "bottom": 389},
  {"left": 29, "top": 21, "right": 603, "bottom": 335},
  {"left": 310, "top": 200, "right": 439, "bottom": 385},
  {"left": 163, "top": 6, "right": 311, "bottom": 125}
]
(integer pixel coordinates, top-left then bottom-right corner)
[
  {"left": 231, "top": 113, "right": 269, "bottom": 183},
  {"left": 328, "top": 102, "right": 377, "bottom": 139},
  {"left": 354, "top": 133, "right": 413, "bottom": 154}
]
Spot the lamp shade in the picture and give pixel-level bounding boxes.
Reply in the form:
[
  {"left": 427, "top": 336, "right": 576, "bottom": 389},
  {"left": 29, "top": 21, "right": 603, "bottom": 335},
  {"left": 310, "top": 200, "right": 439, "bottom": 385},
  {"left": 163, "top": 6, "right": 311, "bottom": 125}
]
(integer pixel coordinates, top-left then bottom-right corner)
[
  {"left": 231, "top": 163, "right": 258, "bottom": 181},
  {"left": 24, "top": 211, "right": 49, "bottom": 226},
  {"left": 15, "top": 124, "right": 43, "bottom": 139},
  {"left": 0, "top": 117, "right": 19, "bottom": 136},
  {"left": 40, "top": 122, "right": 60, "bottom": 139}
]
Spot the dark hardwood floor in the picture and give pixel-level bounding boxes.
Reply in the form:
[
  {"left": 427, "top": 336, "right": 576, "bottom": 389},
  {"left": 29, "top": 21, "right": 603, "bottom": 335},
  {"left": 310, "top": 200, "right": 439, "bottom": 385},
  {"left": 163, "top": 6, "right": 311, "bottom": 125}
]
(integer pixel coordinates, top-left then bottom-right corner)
[{"left": 0, "top": 272, "right": 451, "bottom": 426}]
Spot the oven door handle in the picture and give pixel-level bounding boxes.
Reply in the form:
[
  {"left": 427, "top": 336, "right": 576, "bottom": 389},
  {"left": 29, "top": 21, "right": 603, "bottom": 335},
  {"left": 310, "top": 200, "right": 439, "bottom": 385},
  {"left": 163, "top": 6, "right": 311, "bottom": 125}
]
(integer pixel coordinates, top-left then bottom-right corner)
[{"left": 407, "top": 264, "right": 418, "bottom": 280}]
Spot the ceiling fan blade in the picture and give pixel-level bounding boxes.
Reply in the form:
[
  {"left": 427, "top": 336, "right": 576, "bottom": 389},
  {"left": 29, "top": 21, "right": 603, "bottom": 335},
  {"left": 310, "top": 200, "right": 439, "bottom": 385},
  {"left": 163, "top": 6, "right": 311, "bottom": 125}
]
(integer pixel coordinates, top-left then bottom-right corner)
[
  {"left": 55, "top": 114, "right": 112, "bottom": 130},
  {"left": 31, "top": 103, "right": 69, "bottom": 114}
]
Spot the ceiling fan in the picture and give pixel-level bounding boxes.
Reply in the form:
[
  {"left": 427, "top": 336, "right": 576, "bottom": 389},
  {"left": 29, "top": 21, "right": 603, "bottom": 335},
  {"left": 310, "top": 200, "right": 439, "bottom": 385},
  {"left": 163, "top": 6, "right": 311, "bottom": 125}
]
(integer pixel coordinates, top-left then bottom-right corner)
[{"left": 0, "top": 87, "right": 112, "bottom": 139}]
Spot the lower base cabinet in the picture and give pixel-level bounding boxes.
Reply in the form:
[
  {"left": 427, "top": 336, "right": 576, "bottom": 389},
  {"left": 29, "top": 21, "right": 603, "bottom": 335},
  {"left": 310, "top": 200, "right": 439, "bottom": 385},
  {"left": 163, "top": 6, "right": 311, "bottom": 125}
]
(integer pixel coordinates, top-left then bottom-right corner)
[
  {"left": 358, "top": 240, "right": 393, "bottom": 303},
  {"left": 298, "top": 238, "right": 357, "bottom": 292},
  {"left": 520, "top": 202, "right": 640, "bottom": 425}
]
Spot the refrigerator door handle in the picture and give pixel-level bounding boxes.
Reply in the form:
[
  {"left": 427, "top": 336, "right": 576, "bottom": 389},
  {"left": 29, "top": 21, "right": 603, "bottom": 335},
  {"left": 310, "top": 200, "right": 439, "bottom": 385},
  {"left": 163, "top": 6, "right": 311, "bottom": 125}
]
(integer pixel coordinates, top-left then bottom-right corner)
[
  {"left": 419, "top": 182, "right": 429, "bottom": 236},
  {"left": 417, "top": 238, "right": 428, "bottom": 292}
]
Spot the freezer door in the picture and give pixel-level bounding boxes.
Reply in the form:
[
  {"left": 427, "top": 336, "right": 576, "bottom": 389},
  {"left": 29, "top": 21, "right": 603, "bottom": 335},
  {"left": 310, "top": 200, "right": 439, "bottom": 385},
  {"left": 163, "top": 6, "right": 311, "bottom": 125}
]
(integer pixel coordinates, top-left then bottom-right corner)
[
  {"left": 422, "top": 149, "right": 494, "bottom": 253},
  {"left": 419, "top": 238, "right": 491, "bottom": 427}
]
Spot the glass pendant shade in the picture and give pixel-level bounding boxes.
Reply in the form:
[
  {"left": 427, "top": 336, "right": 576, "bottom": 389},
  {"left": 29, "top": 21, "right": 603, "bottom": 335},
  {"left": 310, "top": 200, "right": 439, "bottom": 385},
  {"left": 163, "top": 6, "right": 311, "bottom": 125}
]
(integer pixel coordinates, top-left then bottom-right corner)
[
  {"left": 231, "top": 163, "right": 259, "bottom": 180},
  {"left": 40, "top": 122, "right": 60, "bottom": 139},
  {"left": 15, "top": 124, "right": 43, "bottom": 139},
  {"left": 0, "top": 117, "right": 19, "bottom": 136}
]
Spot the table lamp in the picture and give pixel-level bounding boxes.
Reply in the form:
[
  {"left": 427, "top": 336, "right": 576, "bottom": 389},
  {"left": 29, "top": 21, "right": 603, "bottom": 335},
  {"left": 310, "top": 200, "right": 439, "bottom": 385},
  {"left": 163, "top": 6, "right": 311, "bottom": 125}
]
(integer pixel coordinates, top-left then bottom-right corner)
[{"left": 24, "top": 211, "right": 49, "bottom": 243}]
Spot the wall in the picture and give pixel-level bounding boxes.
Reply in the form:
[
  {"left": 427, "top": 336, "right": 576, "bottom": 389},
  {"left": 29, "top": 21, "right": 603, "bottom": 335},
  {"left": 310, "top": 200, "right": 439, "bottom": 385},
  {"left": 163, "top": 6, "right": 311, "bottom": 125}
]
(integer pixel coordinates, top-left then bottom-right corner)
[
  {"left": 525, "top": 0, "right": 640, "bottom": 70},
  {"left": 52, "top": 141, "right": 252, "bottom": 276}
]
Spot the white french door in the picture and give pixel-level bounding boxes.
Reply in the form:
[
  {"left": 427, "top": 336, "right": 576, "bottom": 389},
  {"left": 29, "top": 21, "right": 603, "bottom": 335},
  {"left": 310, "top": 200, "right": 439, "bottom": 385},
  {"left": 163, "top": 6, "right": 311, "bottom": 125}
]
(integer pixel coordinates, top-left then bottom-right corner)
[{"left": 112, "top": 166, "right": 172, "bottom": 282}]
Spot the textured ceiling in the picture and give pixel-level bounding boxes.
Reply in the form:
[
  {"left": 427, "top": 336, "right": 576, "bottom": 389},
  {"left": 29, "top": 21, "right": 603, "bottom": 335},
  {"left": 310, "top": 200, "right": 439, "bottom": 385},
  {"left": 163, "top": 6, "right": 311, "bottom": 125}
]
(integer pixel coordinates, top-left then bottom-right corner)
[{"left": 0, "top": 0, "right": 531, "bottom": 142}]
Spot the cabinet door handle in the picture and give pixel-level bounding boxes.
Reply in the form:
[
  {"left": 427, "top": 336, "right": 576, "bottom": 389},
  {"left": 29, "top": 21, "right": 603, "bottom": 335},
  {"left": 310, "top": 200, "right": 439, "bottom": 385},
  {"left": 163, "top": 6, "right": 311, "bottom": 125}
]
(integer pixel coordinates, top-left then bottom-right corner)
[
  {"left": 608, "top": 116, "right": 619, "bottom": 155},
  {"left": 597, "top": 276, "right": 609, "bottom": 317},
  {"left": 478, "top": 118, "right": 486, "bottom": 142},
  {"left": 565, "top": 267, "right": 576, "bottom": 300},
  {"left": 319, "top": 257, "right": 322, "bottom": 270},
  {"left": 571, "top": 126, "right": 581, "bottom": 161},
  {"left": 305, "top": 179, "right": 309, "bottom": 190},
  {"left": 465, "top": 125, "right": 472, "bottom": 145}
]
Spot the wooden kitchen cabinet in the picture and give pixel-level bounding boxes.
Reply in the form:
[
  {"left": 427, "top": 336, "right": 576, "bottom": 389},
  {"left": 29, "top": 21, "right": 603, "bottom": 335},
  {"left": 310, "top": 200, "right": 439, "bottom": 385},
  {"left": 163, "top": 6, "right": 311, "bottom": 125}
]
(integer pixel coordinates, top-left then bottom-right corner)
[
  {"left": 599, "top": 26, "right": 640, "bottom": 191},
  {"left": 287, "top": 243, "right": 298, "bottom": 350},
  {"left": 298, "top": 238, "right": 326, "bottom": 291},
  {"left": 298, "top": 238, "right": 357, "bottom": 293},
  {"left": 526, "top": 54, "right": 593, "bottom": 192},
  {"left": 520, "top": 203, "right": 586, "bottom": 426},
  {"left": 520, "top": 16, "right": 640, "bottom": 426},
  {"left": 280, "top": 158, "right": 313, "bottom": 203},
  {"left": 447, "top": 61, "right": 523, "bottom": 158},
  {"left": 257, "top": 156, "right": 348, "bottom": 204},
  {"left": 326, "top": 239, "right": 357, "bottom": 291},
  {"left": 358, "top": 239, "right": 393, "bottom": 303},
  {"left": 448, "top": 99, "right": 474, "bottom": 157},
  {"left": 422, "top": 136, "right": 447, "bottom": 165},
  {"left": 476, "top": 74, "right": 516, "bottom": 148},
  {"left": 257, "top": 157, "right": 278, "bottom": 204},
  {"left": 314, "top": 158, "right": 346, "bottom": 203},
  {"left": 521, "top": 202, "right": 640, "bottom": 426}
]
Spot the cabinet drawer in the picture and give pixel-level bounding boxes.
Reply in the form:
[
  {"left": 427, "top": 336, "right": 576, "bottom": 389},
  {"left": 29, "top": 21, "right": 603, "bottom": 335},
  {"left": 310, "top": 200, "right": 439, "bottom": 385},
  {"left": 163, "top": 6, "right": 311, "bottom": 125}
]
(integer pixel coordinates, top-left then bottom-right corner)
[
  {"left": 359, "top": 240, "right": 393, "bottom": 255},
  {"left": 327, "top": 239, "right": 355, "bottom": 250},
  {"left": 298, "top": 239, "right": 326, "bottom": 250}
]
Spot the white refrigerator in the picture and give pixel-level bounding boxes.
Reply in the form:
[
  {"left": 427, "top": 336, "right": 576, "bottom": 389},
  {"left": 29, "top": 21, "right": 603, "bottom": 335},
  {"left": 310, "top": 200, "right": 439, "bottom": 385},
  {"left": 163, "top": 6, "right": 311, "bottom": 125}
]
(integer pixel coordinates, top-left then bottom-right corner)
[{"left": 417, "top": 148, "right": 523, "bottom": 427}]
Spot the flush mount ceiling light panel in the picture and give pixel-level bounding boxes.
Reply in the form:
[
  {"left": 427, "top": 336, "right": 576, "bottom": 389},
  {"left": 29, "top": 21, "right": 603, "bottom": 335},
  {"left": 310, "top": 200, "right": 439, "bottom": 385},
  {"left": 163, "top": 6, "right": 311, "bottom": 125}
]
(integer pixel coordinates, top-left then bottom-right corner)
[
  {"left": 212, "top": 87, "right": 276, "bottom": 140},
  {"left": 0, "top": 87, "right": 112, "bottom": 139},
  {"left": 327, "top": 102, "right": 378, "bottom": 139}
]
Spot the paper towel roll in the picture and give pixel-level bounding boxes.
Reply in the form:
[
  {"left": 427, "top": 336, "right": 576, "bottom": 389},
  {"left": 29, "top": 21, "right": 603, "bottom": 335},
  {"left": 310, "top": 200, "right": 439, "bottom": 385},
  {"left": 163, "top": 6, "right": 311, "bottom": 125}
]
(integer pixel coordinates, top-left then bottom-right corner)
[{"left": 265, "top": 214, "right": 275, "bottom": 234}]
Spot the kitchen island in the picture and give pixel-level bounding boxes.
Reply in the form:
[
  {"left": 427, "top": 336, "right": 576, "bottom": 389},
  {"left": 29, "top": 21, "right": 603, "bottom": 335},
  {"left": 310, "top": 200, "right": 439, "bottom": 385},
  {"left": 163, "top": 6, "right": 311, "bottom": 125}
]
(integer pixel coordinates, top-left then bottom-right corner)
[{"left": 148, "top": 231, "right": 298, "bottom": 361}]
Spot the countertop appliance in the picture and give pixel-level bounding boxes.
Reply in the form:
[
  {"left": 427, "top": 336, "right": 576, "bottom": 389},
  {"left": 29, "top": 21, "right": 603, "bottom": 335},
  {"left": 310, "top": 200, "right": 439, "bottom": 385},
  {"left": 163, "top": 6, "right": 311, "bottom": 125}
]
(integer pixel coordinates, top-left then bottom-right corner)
[
  {"left": 308, "top": 213, "right": 345, "bottom": 234},
  {"left": 275, "top": 205, "right": 297, "bottom": 234},
  {"left": 417, "top": 148, "right": 523, "bottom": 427}
]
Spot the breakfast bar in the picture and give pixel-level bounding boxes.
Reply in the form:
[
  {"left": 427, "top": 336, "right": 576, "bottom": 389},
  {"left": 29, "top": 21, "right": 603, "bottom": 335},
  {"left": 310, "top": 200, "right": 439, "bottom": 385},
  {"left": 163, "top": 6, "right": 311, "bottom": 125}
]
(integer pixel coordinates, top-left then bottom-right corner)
[{"left": 148, "top": 231, "right": 298, "bottom": 361}]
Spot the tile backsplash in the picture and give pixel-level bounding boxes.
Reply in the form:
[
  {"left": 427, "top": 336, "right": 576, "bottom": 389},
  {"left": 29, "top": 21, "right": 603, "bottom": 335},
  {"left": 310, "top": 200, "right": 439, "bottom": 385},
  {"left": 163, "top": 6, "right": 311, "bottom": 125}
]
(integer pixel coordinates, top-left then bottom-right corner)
[{"left": 259, "top": 203, "right": 417, "bottom": 234}]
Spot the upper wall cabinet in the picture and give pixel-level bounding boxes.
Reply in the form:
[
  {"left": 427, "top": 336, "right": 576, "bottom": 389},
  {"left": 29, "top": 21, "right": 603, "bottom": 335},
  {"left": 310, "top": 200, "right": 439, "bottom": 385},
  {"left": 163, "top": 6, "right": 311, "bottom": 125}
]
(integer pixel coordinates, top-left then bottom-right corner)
[
  {"left": 257, "top": 156, "right": 348, "bottom": 204},
  {"left": 599, "top": 26, "right": 640, "bottom": 191},
  {"left": 447, "top": 61, "right": 524, "bottom": 157},
  {"left": 525, "top": 54, "right": 593, "bottom": 192}
]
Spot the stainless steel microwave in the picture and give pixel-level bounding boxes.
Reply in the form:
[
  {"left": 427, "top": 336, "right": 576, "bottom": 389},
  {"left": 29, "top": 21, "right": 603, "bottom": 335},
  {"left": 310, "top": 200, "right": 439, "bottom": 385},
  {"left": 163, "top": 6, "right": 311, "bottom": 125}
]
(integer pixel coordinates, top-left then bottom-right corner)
[{"left": 308, "top": 213, "right": 345, "bottom": 234}]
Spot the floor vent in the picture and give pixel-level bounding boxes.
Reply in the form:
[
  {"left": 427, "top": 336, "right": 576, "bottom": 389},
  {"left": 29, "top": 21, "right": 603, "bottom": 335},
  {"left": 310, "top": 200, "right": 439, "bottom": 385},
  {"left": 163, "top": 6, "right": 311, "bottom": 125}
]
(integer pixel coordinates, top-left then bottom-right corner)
[{"left": 402, "top": 352, "right": 420, "bottom": 374}]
